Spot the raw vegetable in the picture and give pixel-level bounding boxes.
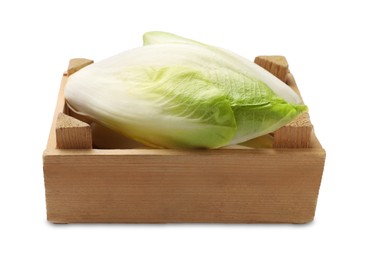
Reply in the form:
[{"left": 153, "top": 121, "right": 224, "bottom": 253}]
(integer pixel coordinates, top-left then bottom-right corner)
[{"left": 65, "top": 32, "right": 307, "bottom": 149}]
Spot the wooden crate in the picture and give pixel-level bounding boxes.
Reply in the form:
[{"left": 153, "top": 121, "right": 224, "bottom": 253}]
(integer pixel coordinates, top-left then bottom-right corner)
[{"left": 43, "top": 56, "right": 326, "bottom": 224}]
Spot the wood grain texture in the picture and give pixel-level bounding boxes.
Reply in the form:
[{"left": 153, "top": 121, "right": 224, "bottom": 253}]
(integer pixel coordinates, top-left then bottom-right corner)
[
  {"left": 66, "top": 58, "right": 93, "bottom": 76},
  {"left": 42, "top": 56, "right": 326, "bottom": 223},
  {"left": 274, "top": 72, "right": 313, "bottom": 148},
  {"left": 55, "top": 113, "right": 92, "bottom": 149},
  {"left": 43, "top": 148, "right": 325, "bottom": 223},
  {"left": 273, "top": 113, "right": 313, "bottom": 148},
  {"left": 255, "top": 55, "right": 313, "bottom": 148}
]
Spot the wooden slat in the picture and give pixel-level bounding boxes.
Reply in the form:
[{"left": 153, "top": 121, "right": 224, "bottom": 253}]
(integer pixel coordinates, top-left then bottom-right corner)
[
  {"left": 273, "top": 72, "right": 313, "bottom": 148},
  {"left": 65, "top": 58, "right": 93, "bottom": 76},
  {"left": 254, "top": 55, "right": 289, "bottom": 82},
  {"left": 43, "top": 148, "right": 325, "bottom": 224},
  {"left": 254, "top": 55, "right": 313, "bottom": 148},
  {"left": 55, "top": 113, "right": 92, "bottom": 149},
  {"left": 273, "top": 113, "right": 313, "bottom": 148}
]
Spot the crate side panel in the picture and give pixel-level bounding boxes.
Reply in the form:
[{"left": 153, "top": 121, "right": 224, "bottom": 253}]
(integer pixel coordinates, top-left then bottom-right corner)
[{"left": 44, "top": 150, "right": 325, "bottom": 223}]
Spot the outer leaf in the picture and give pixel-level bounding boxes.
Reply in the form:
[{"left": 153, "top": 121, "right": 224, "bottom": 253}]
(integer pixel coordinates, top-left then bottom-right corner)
[{"left": 143, "top": 31, "right": 303, "bottom": 105}]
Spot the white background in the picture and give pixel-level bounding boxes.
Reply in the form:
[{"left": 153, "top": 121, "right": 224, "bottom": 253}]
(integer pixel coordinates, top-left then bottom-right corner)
[{"left": 1, "top": 0, "right": 368, "bottom": 259}]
